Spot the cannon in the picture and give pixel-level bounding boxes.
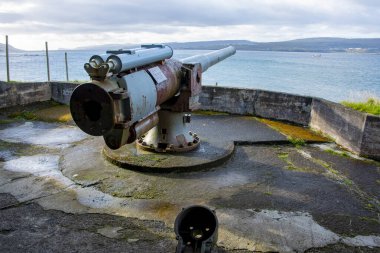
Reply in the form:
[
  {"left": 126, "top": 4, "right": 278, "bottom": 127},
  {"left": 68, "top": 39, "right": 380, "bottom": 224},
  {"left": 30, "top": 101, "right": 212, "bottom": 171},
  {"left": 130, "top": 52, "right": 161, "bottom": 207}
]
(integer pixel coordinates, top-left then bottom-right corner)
[{"left": 70, "top": 44, "right": 235, "bottom": 152}]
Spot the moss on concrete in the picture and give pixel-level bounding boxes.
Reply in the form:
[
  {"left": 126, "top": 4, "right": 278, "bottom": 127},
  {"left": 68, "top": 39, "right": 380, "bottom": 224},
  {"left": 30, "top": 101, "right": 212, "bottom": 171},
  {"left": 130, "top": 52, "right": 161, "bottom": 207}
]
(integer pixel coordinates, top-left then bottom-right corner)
[
  {"left": 33, "top": 105, "right": 72, "bottom": 123},
  {"left": 192, "top": 110, "right": 229, "bottom": 116},
  {"left": 258, "top": 118, "right": 329, "bottom": 143},
  {"left": 4, "top": 101, "right": 72, "bottom": 123}
]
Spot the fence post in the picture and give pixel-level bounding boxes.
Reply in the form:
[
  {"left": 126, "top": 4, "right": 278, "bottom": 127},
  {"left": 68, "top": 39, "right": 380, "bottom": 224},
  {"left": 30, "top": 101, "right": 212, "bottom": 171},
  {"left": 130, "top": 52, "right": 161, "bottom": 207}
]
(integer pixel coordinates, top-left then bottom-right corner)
[
  {"left": 5, "top": 35, "right": 10, "bottom": 82},
  {"left": 45, "top": 41, "right": 50, "bottom": 82},
  {"left": 65, "top": 52, "right": 69, "bottom": 81}
]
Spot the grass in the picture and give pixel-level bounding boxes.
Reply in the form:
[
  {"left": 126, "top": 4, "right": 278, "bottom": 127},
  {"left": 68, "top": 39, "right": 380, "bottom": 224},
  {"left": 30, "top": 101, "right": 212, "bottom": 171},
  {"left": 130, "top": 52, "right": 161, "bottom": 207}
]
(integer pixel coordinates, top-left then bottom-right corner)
[
  {"left": 287, "top": 136, "right": 305, "bottom": 148},
  {"left": 325, "top": 149, "right": 350, "bottom": 158},
  {"left": 341, "top": 98, "right": 380, "bottom": 115},
  {"left": 9, "top": 111, "right": 38, "bottom": 120}
]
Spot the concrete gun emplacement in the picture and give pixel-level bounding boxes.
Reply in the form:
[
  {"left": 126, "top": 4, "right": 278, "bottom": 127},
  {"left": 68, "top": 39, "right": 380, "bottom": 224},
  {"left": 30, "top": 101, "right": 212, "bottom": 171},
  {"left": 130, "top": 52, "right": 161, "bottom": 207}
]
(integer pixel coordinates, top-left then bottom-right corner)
[{"left": 70, "top": 44, "right": 236, "bottom": 152}]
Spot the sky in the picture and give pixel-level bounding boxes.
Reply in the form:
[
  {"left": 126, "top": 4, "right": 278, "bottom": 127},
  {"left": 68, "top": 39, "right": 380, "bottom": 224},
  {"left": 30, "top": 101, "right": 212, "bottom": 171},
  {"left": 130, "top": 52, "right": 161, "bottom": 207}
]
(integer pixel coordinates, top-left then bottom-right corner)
[{"left": 1, "top": 0, "right": 380, "bottom": 50}]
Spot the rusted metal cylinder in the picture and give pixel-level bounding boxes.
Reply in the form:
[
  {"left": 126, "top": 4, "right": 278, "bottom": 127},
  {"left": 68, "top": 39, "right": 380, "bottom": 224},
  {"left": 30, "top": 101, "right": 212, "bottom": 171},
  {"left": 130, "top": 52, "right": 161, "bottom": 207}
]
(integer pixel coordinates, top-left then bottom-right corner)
[
  {"left": 154, "top": 60, "right": 182, "bottom": 105},
  {"left": 127, "top": 112, "right": 159, "bottom": 143}
]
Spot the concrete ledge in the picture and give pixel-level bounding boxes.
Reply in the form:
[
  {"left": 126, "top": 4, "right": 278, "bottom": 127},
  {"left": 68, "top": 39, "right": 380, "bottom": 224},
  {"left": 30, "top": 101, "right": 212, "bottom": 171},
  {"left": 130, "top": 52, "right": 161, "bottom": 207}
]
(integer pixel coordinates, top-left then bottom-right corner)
[
  {"left": 200, "top": 86, "right": 312, "bottom": 125},
  {"left": 0, "top": 81, "right": 51, "bottom": 109}
]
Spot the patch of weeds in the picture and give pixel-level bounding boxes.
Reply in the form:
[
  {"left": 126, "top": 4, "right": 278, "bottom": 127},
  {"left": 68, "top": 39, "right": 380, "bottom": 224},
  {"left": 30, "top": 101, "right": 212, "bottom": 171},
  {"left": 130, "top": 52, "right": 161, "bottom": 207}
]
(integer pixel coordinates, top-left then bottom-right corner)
[
  {"left": 287, "top": 136, "right": 305, "bottom": 148},
  {"left": 325, "top": 149, "right": 350, "bottom": 158},
  {"left": 359, "top": 216, "right": 380, "bottom": 224},
  {"left": 264, "top": 191, "right": 273, "bottom": 196},
  {"left": 343, "top": 178, "right": 353, "bottom": 186},
  {"left": 341, "top": 98, "right": 380, "bottom": 115},
  {"left": 0, "top": 119, "right": 15, "bottom": 124},
  {"left": 364, "top": 203, "right": 375, "bottom": 211},
  {"left": 9, "top": 111, "right": 37, "bottom": 120},
  {"left": 192, "top": 110, "right": 229, "bottom": 116},
  {"left": 277, "top": 151, "right": 310, "bottom": 173},
  {"left": 277, "top": 152, "right": 289, "bottom": 159},
  {"left": 313, "top": 158, "right": 338, "bottom": 175}
]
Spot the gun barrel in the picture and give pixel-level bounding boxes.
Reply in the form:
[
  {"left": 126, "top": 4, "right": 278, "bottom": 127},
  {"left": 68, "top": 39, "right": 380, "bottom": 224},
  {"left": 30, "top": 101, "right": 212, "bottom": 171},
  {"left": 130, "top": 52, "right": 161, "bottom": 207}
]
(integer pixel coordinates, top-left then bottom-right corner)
[{"left": 180, "top": 46, "right": 236, "bottom": 72}]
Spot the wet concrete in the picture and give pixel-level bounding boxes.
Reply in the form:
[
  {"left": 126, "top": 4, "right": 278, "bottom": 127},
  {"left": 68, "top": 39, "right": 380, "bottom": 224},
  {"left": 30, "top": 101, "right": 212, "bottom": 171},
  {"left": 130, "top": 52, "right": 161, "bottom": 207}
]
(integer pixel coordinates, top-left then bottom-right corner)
[{"left": 0, "top": 113, "right": 379, "bottom": 252}]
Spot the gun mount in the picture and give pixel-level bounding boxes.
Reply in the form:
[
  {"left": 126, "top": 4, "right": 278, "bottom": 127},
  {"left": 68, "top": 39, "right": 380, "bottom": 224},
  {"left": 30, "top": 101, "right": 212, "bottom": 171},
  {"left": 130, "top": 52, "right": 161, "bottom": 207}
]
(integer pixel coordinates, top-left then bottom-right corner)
[{"left": 70, "top": 44, "right": 235, "bottom": 152}]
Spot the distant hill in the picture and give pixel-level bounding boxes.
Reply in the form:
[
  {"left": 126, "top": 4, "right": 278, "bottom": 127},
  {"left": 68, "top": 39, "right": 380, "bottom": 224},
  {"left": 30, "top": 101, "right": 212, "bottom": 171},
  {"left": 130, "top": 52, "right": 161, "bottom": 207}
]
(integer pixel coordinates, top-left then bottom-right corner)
[
  {"left": 76, "top": 37, "right": 380, "bottom": 53},
  {"left": 0, "top": 43, "right": 23, "bottom": 53}
]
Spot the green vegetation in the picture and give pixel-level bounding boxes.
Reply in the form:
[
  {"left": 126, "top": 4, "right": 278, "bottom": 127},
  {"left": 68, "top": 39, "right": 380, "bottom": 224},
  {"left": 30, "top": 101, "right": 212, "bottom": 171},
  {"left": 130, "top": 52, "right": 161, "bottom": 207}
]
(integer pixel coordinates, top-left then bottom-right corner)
[
  {"left": 359, "top": 216, "right": 380, "bottom": 224},
  {"left": 277, "top": 151, "right": 310, "bottom": 173},
  {"left": 341, "top": 98, "right": 380, "bottom": 115},
  {"left": 287, "top": 136, "right": 305, "bottom": 148},
  {"left": 9, "top": 111, "right": 38, "bottom": 120},
  {"left": 325, "top": 149, "right": 350, "bottom": 158},
  {"left": 192, "top": 110, "right": 229, "bottom": 116}
]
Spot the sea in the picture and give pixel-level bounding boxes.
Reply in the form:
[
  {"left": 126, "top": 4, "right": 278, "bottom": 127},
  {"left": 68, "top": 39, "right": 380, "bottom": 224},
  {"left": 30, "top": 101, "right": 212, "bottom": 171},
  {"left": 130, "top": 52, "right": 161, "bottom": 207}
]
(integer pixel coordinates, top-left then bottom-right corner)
[{"left": 1, "top": 49, "right": 379, "bottom": 102}]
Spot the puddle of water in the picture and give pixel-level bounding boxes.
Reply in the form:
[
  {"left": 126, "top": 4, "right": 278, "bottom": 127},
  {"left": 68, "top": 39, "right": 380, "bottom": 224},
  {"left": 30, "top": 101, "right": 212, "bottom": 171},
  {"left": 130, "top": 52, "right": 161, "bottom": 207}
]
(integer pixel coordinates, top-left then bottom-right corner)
[
  {"left": 0, "top": 122, "right": 88, "bottom": 148},
  {"left": 3, "top": 155, "right": 74, "bottom": 186},
  {"left": 212, "top": 171, "right": 249, "bottom": 188}
]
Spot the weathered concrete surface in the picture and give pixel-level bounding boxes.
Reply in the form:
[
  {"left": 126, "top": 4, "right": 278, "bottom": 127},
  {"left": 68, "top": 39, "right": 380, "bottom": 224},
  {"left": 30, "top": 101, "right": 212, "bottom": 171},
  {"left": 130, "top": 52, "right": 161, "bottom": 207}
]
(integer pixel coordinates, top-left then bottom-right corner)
[
  {"left": 310, "top": 98, "right": 366, "bottom": 154},
  {"left": 310, "top": 98, "right": 380, "bottom": 160},
  {"left": 0, "top": 81, "right": 50, "bottom": 109},
  {"left": 50, "top": 82, "right": 79, "bottom": 105},
  {"left": 361, "top": 115, "right": 380, "bottom": 160},
  {"left": 200, "top": 86, "right": 312, "bottom": 126},
  {"left": 0, "top": 115, "right": 379, "bottom": 253}
]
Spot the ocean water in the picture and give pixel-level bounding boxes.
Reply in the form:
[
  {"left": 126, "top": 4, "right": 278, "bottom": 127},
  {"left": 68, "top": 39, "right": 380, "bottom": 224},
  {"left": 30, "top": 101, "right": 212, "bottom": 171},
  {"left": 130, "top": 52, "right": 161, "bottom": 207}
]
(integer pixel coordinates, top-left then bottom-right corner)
[{"left": 1, "top": 49, "right": 379, "bottom": 102}]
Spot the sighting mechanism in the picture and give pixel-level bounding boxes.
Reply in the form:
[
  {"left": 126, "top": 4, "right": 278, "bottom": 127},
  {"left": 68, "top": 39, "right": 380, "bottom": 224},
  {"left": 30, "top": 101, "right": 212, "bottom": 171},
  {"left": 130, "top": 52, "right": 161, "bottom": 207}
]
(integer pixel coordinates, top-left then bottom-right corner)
[{"left": 70, "top": 44, "right": 236, "bottom": 152}]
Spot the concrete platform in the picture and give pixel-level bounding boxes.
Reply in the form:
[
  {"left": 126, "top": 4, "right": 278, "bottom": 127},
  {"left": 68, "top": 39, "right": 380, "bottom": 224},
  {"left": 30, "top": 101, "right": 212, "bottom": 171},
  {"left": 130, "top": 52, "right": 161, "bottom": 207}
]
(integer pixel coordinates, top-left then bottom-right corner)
[{"left": 0, "top": 114, "right": 379, "bottom": 253}]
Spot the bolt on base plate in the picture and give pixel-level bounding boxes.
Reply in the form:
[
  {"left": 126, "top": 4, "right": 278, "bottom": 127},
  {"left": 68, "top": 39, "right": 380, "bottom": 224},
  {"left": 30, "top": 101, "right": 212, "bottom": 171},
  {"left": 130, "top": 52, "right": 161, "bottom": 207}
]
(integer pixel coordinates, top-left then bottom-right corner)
[{"left": 137, "top": 131, "right": 200, "bottom": 153}]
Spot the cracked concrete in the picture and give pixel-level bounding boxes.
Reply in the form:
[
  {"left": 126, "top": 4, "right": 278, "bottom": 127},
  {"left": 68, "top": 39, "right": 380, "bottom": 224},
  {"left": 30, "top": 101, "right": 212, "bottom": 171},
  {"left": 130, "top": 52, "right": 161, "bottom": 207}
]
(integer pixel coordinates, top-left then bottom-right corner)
[{"left": 0, "top": 112, "right": 379, "bottom": 253}]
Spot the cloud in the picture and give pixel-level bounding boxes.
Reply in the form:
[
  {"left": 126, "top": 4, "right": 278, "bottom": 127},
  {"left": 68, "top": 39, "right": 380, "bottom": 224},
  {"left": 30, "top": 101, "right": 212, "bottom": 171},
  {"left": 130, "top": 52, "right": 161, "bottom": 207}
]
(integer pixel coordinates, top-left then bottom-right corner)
[{"left": 1, "top": 0, "right": 380, "bottom": 50}]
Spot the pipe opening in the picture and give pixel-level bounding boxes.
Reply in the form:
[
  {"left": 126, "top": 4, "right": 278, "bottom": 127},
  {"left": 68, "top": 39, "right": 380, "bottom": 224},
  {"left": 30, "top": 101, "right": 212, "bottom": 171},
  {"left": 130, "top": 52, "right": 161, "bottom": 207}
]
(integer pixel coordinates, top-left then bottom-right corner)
[{"left": 83, "top": 100, "right": 102, "bottom": 121}]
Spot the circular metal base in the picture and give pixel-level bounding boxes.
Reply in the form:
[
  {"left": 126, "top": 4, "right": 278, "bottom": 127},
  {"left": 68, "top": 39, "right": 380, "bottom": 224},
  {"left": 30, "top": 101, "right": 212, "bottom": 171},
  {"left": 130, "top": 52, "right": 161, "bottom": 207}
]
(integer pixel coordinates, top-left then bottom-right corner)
[
  {"left": 103, "top": 140, "right": 234, "bottom": 173},
  {"left": 137, "top": 131, "right": 200, "bottom": 152}
]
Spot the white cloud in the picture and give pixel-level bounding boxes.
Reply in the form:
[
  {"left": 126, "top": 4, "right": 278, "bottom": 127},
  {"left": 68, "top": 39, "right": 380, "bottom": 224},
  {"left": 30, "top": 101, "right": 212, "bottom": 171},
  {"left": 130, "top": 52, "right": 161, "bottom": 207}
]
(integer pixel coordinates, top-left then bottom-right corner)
[{"left": 1, "top": 0, "right": 379, "bottom": 50}]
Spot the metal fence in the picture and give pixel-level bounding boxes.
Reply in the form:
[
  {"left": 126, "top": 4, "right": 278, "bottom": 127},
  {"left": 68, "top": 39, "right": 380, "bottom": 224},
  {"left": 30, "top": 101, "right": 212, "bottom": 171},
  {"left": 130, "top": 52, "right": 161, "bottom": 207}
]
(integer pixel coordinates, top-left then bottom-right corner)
[{"left": 1, "top": 35, "right": 91, "bottom": 83}]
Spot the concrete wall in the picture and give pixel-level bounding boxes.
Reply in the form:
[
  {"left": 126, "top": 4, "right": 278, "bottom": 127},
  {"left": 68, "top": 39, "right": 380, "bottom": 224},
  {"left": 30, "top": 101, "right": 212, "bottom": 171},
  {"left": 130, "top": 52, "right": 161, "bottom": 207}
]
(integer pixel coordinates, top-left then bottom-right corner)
[
  {"left": 0, "top": 81, "right": 51, "bottom": 109},
  {"left": 310, "top": 99, "right": 366, "bottom": 154},
  {"left": 310, "top": 99, "right": 380, "bottom": 160},
  {"left": 200, "top": 86, "right": 379, "bottom": 160},
  {"left": 50, "top": 82, "right": 79, "bottom": 105},
  {"left": 200, "top": 86, "right": 312, "bottom": 126},
  {"left": 360, "top": 115, "right": 380, "bottom": 160}
]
